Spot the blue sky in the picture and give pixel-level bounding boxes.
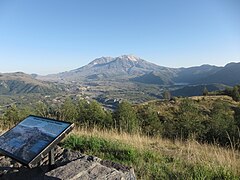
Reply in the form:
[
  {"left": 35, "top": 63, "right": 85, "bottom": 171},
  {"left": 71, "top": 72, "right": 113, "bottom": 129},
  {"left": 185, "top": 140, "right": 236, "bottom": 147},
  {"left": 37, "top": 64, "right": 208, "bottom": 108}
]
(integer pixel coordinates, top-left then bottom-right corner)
[{"left": 0, "top": 0, "right": 239, "bottom": 75}]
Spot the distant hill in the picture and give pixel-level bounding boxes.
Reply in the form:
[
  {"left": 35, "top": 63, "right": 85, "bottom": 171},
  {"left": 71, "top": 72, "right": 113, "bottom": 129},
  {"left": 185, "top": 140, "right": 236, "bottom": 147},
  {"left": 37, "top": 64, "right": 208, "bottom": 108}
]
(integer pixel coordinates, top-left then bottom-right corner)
[
  {"left": 37, "top": 55, "right": 240, "bottom": 86},
  {"left": 173, "top": 65, "right": 221, "bottom": 84},
  {"left": 170, "top": 84, "right": 227, "bottom": 97},
  {"left": 0, "top": 72, "right": 59, "bottom": 95},
  {"left": 194, "top": 62, "right": 240, "bottom": 86},
  {"left": 133, "top": 62, "right": 240, "bottom": 86},
  {"left": 131, "top": 71, "right": 174, "bottom": 85}
]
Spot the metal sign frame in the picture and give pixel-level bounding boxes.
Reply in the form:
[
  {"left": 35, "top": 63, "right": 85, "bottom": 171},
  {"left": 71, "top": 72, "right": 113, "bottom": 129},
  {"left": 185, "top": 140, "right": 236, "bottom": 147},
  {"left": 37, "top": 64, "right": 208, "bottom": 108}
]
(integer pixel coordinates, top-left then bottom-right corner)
[{"left": 0, "top": 115, "right": 74, "bottom": 168}]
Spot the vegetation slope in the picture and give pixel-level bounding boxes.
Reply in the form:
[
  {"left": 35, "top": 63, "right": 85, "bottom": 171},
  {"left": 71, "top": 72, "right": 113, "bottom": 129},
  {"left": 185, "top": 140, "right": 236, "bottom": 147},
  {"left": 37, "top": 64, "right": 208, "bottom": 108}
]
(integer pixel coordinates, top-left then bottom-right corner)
[{"left": 0, "top": 94, "right": 240, "bottom": 179}]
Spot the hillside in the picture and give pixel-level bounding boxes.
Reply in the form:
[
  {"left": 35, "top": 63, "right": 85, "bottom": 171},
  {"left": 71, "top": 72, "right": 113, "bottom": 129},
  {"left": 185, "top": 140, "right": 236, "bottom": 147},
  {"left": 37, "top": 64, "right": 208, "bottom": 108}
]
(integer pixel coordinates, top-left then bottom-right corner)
[
  {"left": 170, "top": 84, "right": 228, "bottom": 97},
  {"left": 1, "top": 95, "right": 239, "bottom": 179},
  {"left": 0, "top": 72, "right": 59, "bottom": 95},
  {"left": 138, "top": 95, "right": 239, "bottom": 114},
  {"left": 131, "top": 71, "right": 175, "bottom": 85}
]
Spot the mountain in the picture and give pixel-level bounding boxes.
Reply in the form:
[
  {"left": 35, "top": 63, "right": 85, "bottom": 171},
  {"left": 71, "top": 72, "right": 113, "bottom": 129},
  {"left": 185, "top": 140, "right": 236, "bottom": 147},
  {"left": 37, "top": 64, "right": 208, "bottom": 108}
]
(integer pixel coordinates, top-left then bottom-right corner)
[
  {"left": 38, "top": 55, "right": 176, "bottom": 83},
  {"left": 1, "top": 56, "right": 239, "bottom": 101},
  {"left": 194, "top": 62, "right": 240, "bottom": 86},
  {"left": 0, "top": 72, "right": 59, "bottom": 95},
  {"left": 36, "top": 56, "right": 240, "bottom": 86},
  {"left": 173, "top": 65, "right": 221, "bottom": 84}
]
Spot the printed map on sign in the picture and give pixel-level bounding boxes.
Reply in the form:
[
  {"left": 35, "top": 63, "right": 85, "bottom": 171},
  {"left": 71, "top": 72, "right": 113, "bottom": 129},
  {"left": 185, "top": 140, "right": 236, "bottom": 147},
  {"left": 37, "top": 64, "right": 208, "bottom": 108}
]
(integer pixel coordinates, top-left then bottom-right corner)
[{"left": 0, "top": 116, "right": 71, "bottom": 164}]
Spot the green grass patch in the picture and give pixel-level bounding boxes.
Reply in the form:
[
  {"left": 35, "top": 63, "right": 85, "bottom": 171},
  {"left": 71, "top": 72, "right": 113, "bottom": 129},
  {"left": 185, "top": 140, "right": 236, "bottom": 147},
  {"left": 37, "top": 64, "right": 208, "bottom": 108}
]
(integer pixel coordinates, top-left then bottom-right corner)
[
  {"left": 62, "top": 134, "right": 238, "bottom": 180},
  {"left": 62, "top": 134, "right": 137, "bottom": 164}
]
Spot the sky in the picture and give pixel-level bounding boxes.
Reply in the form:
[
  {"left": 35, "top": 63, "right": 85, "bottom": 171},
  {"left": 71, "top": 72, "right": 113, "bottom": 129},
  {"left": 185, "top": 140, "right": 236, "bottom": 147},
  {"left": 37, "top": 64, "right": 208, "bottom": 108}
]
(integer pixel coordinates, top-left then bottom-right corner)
[{"left": 0, "top": 0, "right": 240, "bottom": 75}]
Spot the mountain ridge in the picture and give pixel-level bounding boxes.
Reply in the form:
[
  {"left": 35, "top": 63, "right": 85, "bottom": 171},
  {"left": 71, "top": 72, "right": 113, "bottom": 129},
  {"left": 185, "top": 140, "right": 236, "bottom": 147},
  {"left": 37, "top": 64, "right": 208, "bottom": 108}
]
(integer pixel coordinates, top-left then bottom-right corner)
[
  {"left": 0, "top": 72, "right": 59, "bottom": 95},
  {"left": 36, "top": 55, "right": 239, "bottom": 86}
]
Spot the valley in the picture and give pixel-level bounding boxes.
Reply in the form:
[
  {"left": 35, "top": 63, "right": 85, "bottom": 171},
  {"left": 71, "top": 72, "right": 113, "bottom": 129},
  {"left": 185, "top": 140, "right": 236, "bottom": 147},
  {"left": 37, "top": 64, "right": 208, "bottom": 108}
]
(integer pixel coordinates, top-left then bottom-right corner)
[
  {"left": 0, "top": 57, "right": 239, "bottom": 179},
  {"left": 0, "top": 55, "right": 239, "bottom": 111}
]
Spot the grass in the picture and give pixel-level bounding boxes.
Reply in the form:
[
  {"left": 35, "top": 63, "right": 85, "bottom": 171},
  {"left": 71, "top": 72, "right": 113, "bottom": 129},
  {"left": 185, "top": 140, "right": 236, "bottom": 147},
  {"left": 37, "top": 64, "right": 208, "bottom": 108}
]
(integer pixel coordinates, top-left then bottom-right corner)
[{"left": 62, "top": 127, "right": 240, "bottom": 179}]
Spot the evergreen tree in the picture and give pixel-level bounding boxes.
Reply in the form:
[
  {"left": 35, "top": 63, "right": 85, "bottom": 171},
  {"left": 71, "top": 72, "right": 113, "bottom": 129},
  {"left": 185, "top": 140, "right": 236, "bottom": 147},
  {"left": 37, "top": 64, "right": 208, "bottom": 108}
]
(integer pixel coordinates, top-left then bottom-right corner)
[
  {"left": 4, "top": 105, "right": 20, "bottom": 125},
  {"left": 60, "top": 98, "right": 78, "bottom": 122},
  {"left": 76, "top": 99, "right": 88, "bottom": 125},
  {"left": 137, "top": 105, "right": 162, "bottom": 136},
  {"left": 76, "top": 99, "right": 113, "bottom": 129},
  {"left": 175, "top": 99, "right": 206, "bottom": 140},
  {"left": 163, "top": 90, "right": 171, "bottom": 100},
  {"left": 203, "top": 87, "right": 208, "bottom": 96},
  {"left": 114, "top": 101, "right": 138, "bottom": 134},
  {"left": 207, "top": 101, "right": 237, "bottom": 145},
  {"left": 86, "top": 100, "right": 110, "bottom": 128},
  {"left": 232, "top": 86, "right": 240, "bottom": 101},
  {"left": 36, "top": 101, "right": 49, "bottom": 117}
]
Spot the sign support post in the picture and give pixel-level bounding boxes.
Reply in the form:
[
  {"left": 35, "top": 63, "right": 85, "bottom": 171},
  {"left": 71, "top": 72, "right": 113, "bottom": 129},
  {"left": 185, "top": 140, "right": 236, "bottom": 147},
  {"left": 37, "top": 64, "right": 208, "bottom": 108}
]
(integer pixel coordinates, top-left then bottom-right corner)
[
  {"left": 49, "top": 148, "right": 55, "bottom": 165},
  {"left": 48, "top": 148, "right": 55, "bottom": 169}
]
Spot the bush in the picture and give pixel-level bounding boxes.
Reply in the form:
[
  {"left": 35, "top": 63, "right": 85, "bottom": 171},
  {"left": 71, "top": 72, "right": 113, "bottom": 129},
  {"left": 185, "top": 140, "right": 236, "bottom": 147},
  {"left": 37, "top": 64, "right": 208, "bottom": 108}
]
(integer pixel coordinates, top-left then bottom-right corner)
[
  {"left": 206, "top": 101, "right": 238, "bottom": 146},
  {"left": 137, "top": 105, "right": 163, "bottom": 136},
  {"left": 161, "top": 99, "right": 207, "bottom": 141}
]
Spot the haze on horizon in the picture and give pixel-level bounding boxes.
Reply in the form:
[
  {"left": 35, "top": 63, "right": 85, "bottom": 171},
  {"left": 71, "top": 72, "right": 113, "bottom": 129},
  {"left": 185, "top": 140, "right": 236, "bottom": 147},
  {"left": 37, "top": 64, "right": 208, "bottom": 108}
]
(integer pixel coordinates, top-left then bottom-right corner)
[{"left": 0, "top": 0, "right": 239, "bottom": 75}]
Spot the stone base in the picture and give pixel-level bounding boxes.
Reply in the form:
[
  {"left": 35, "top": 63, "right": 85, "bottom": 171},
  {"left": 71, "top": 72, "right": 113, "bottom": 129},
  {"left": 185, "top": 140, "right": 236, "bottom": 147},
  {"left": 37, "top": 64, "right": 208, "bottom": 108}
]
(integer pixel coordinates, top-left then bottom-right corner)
[{"left": 0, "top": 146, "right": 136, "bottom": 180}]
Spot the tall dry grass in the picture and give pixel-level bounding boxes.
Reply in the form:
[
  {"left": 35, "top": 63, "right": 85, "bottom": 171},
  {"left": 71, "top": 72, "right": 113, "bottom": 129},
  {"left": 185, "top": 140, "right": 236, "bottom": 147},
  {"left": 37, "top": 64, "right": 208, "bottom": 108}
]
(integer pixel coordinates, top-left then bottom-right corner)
[{"left": 72, "top": 127, "right": 240, "bottom": 176}]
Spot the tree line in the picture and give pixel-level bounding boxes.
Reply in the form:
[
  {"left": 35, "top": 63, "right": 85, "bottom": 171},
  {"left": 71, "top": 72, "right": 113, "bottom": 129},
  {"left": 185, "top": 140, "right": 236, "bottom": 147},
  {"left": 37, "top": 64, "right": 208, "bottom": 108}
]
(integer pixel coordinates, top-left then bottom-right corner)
[
  {"left": 1, "top": 97, "right": 240, "bottom": 148},
  {"left": 208, "top": 85, "right": 240, "bottom": 102},
  {"left": 223, "top": 85, "right": 240, "bottom": 102}
]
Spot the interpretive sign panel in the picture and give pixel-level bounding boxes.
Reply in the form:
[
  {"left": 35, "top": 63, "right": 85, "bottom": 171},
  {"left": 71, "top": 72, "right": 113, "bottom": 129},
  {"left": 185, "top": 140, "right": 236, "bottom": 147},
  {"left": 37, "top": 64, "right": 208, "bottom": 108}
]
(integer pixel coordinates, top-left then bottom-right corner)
[{"left": 0, "top": 115, "right": 74, "bottom": 167}]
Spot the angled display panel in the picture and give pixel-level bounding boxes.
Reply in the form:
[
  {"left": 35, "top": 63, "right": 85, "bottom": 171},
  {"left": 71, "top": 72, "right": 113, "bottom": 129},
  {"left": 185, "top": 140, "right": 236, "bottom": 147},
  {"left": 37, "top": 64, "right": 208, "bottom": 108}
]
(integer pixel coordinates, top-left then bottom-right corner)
[{"left": 0, "top": 115, "right": 74, "bottom": 167}]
